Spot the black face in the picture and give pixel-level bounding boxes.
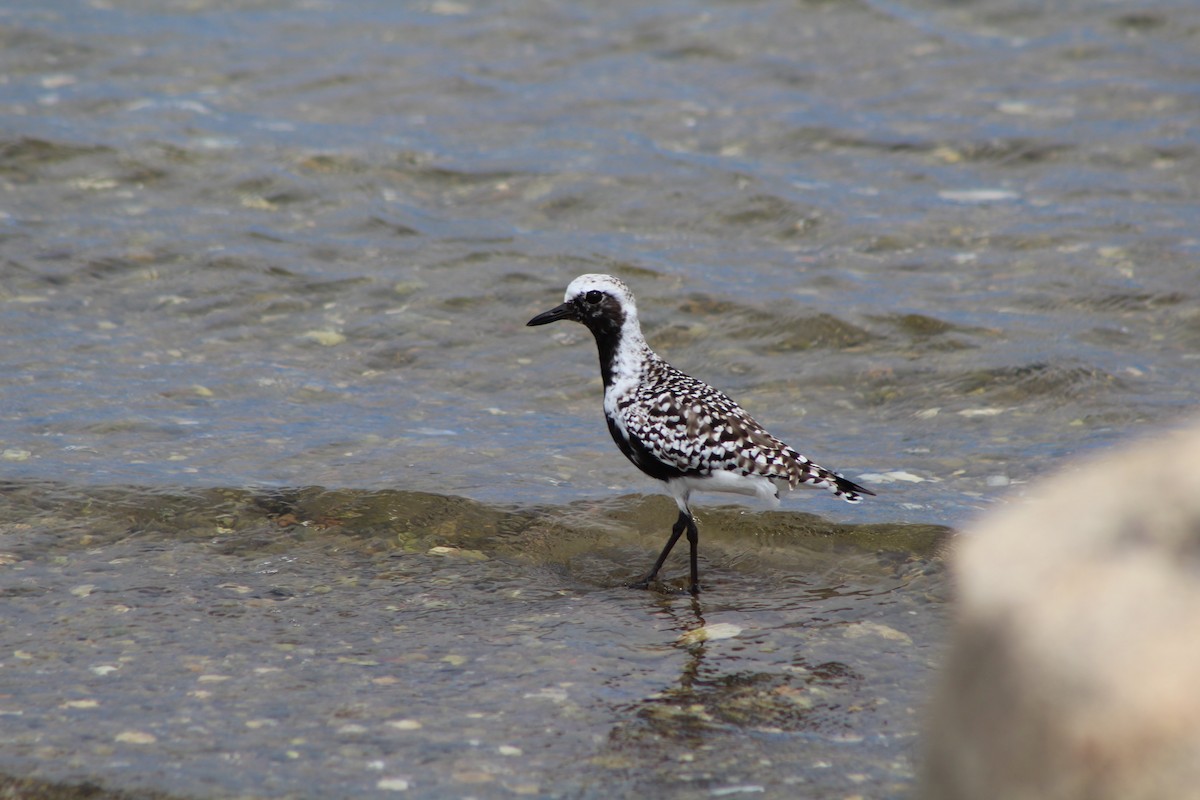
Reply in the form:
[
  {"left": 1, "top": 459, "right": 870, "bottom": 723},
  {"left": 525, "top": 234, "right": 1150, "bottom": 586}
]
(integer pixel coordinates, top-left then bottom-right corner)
[
  {"left": 526, "top": 289, "right": 624, "bottom": 336},
  {"left": 527, "top": 285, "right": 630, "bottom": 387}
]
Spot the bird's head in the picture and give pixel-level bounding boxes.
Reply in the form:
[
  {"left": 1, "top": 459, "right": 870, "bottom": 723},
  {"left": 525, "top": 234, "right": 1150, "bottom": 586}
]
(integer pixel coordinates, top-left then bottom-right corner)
[{"left": 526, "top": 274, "right": 639, "bottom": 338}]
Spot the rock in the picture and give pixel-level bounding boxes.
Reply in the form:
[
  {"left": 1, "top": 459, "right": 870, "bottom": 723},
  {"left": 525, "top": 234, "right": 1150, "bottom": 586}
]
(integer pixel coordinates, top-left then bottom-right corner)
[{"left": 922, "top": 420, "right": 1200, "bottom": 800}]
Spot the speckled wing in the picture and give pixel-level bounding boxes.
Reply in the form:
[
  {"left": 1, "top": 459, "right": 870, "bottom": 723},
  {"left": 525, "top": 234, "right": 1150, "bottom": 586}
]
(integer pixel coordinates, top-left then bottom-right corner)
[{"left": 619, "top": 365, "right": 870, "bottom": 502}]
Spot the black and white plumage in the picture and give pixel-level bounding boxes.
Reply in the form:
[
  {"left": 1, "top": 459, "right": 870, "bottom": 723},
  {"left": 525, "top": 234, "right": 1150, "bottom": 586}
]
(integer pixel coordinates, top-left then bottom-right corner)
[{"left": 527, "top": 273, "right": 874, "bottom": 594}]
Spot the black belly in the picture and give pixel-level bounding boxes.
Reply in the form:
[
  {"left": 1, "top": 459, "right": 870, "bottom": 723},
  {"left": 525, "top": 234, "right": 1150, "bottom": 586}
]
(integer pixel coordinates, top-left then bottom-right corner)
[{"left": 605, "top": 414, "right": 690, "bottom": 483}]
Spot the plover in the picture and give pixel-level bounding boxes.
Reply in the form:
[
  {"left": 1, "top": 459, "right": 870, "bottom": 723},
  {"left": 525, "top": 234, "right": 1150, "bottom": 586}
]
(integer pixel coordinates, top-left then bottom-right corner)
[{"left": 527, "top": 273, "right": 874, "bottom": 594}]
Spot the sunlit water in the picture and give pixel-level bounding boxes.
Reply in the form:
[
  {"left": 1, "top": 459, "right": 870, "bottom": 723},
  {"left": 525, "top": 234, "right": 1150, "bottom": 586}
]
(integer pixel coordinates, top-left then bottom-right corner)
[{"left": 1, "top": 0, "right": 1198, "bottom": 797}]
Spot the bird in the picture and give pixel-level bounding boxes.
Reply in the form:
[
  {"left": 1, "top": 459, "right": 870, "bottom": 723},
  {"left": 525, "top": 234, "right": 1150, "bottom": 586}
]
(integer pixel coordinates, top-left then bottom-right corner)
[{"left": 526, "top": 273, "right": 874, "bottom": 594}]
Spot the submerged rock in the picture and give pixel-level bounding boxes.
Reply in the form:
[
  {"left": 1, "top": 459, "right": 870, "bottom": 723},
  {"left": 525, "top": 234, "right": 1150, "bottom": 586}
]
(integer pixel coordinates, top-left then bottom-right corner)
[{"left": 923, "top": 419, "right": 1200, "bottom": 800}]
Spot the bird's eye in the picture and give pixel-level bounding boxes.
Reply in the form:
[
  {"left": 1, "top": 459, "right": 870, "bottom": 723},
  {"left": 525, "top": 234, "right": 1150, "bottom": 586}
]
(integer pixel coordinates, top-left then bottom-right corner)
[{"left": 584, "top": 290, "right": 604, "bottom": 304}]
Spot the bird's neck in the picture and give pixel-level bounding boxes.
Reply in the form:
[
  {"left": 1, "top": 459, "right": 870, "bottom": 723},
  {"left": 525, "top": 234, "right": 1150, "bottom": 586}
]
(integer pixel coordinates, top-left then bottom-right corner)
[{"left": 592, "top": 318, "right": 652, "bottom": 390}]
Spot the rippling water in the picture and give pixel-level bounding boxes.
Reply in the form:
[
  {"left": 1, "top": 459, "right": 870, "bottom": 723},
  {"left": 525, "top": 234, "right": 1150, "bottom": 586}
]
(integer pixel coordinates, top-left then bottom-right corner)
[{"left": 1, "top": 0, "right": 1198, "bottom": 797}]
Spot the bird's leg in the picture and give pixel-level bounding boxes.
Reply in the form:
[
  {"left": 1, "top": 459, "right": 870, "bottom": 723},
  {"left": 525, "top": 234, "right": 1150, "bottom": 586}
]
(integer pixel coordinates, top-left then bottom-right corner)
[
  {"left": 685, "top": 514, "right": 700, "bottom": 595},
  {"left": 629, "top": 510, "right": 690, "bottom": 589}
]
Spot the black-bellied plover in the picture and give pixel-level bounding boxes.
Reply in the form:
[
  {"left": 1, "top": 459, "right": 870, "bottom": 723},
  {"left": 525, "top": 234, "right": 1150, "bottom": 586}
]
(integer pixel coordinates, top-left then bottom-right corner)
[{"left": 527, "top": 273, "right": 874, "bottom": 594}]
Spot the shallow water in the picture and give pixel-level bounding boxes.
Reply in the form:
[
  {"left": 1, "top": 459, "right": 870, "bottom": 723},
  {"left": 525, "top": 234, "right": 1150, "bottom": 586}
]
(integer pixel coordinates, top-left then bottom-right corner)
[
  {"left": 1, "top": 483, "right": 947, "bottom": 799},
  {"left": 1, "top": 0, "right": 1198, "bottom": 797}
]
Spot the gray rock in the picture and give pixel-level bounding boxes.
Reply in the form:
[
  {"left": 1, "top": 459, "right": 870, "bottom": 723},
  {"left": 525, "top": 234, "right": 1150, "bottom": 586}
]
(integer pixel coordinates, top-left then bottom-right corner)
[{"left": 923, "top": 421, "right": 1200, "bottom": 800}]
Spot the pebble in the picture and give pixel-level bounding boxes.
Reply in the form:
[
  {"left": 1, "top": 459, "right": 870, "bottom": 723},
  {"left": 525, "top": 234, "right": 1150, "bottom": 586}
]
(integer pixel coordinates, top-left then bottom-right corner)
[
  {"left": 857, "top": 471, "right": 924, "bottom": 484},
  {"left": 60, "top": 699, "right": 99, "bottom": 709},
  {"left": 302, "top": 329, "right": 346, "bottom": 347},
  {"left": 386, "top": 719, "right": 422, "bottom": 730},
  {"left": 677, "top": 623, "right": 742, "bottom": 645},
  {"left": 958, "top": 407, "right": 1008, "bottom": 417},
  {"left": 843, "top": 621, "right": 913, "bottom": 644},
  {"left": 452, "top": 771, "right": 494, "bottom": 784},
  {"left": 376, "top": 778, "right": 410, "bottom": 791},
  {"left": 710, "top": 787, "right": 765, "bottom": 796},
  {"left": 426, "top": 546, "right": 488, "bottom": 561},
  {"left": 937, "top": 189, "right": 1020, "bottom": 203}
]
